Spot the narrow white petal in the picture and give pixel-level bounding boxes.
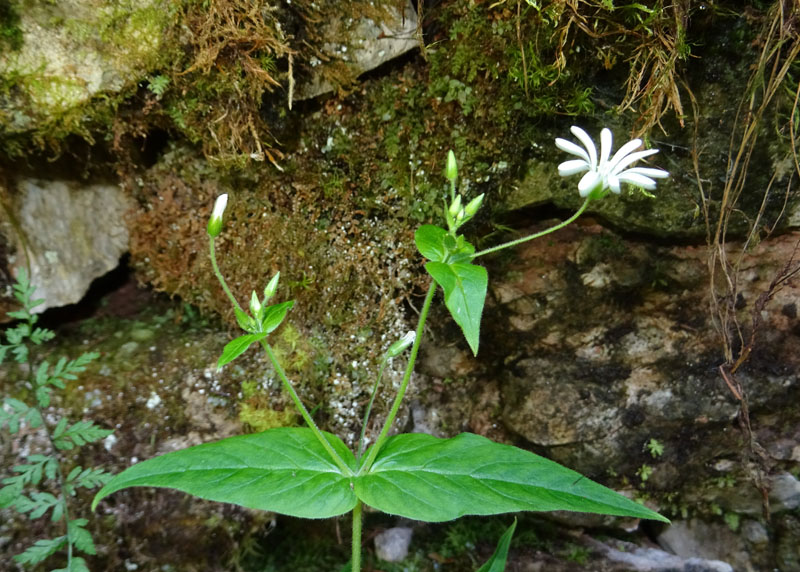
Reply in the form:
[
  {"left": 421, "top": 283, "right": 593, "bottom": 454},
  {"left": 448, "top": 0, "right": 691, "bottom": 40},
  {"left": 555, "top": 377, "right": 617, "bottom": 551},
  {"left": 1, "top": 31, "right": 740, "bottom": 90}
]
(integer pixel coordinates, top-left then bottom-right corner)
[
  {"left": 570, "top": 126, "right": 597, "bottom": 169},
  {"left": 578, "top": 171, "right": 602, "bottom": 197},
  {"left": 558, "top": 159, "right": 590, "bottom": 176},
  {"left": 606, "top": 138, "right": 643, "bottom": 173},
  {"left": 623, "top": 166, "right": 669, "bottom": 179},
  {"left": 617, "top": 171, "right": 657, "bottom": 190},
  {"left": 610, "top": 149, "right": 659, "bottom": 174},
  {"left": 599, "top": 128, "right": 613, "bottom": 167},
  {"left": 607, "top": 174, "right": 621, "bottom": 194},
  {"left": 555, "top": 138, "right": 590, "bottom": 162}
]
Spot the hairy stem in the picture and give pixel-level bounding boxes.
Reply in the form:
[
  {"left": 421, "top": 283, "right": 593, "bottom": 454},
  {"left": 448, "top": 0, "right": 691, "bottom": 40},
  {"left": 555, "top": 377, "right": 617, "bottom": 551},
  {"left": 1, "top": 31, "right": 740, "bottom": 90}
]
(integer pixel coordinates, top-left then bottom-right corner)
[
  {"left": 259, "top": 340, "right": 352, "bottom": 475},
  {"left": 359, "top": 280, "right": 437, "bottom": 473},
  {"left": 351, "top": 500, "right": 362, "bottom": 572},
  {"left": 209, "top": 237, "right": 244, "bottom": 313},
  {"left": 471, "top": 198, "right": 591, "bottom": 259}
]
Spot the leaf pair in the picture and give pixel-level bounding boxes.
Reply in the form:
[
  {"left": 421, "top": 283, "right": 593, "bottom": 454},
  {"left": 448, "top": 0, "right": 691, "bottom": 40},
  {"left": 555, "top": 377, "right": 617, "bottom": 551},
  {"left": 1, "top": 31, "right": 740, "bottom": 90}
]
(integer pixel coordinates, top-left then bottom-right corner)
[
  {"left": 219, "top": 300, "right": 294, "bottom": 368},
  {"left": 416, "top": 225, "right": 487, "bottom": 355},
  {"left": 92, "top": 428, "right": 668, "bottom": 524}
]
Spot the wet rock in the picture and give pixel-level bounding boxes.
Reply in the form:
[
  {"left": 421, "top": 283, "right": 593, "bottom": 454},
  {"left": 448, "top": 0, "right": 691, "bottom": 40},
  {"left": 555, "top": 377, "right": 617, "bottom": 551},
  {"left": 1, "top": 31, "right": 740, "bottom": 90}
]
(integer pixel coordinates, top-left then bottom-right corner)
[
  {"left": 1, "top": 178, "right": 132, "bottom": 312},
  {"left": 296, "top": 1, "right": 418, "bottom": 100},
  {"left": 657, "top": 520, "right": 748, "bottom": 570},
  {"left": 586, "top": 537, "right": 733, "bottom": 572},
  {"left": 374, "top": 526, "right": 413, "bottom": 563}
]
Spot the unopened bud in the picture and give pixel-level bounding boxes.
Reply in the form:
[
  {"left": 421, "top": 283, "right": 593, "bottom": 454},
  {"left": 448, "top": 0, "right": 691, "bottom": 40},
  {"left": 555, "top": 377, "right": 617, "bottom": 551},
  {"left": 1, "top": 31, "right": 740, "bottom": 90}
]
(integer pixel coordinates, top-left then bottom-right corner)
[
  {"left": 263, "top": 272, "right": 280, "bottom": 301},
  {"left": 387, "top": 331, "right": 416, "bottom": 358},
  {"left": 207, "top": 194, "right": 228, "bottom": 238},
  {"left": 464, "top": 193, "right": 485, "bottom": 217},
  {"left": 445, "top": 150, "right": 458, "bottom": 182},
  {"left": 448, "top": 194, "right": 462, "bottom": 218},
  {"left": 249, "top": 290, "right": 262, "bottom": 317}
]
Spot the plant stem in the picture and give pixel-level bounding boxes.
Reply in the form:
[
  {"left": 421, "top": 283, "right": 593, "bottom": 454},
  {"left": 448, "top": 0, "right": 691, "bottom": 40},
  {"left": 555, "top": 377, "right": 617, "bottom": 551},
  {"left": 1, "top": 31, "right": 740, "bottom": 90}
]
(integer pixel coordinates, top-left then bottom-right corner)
[
  {"left": 471, "top": 197, "right": 592, "bottom": 259},
  {"left": 358, "top": 280, "right": 437, "bottom": 473},
  {"left": 357, "top": 358, "right": 388, "bottom": 460},
  {"left": 259, "top": 340, "right": 353, "bottom": 475},
  {"left": 351, "top": 500, "right": 363, "bottom": 572},
  {"left": 209, "top": 236, "right": 244, "bottom": 313}
]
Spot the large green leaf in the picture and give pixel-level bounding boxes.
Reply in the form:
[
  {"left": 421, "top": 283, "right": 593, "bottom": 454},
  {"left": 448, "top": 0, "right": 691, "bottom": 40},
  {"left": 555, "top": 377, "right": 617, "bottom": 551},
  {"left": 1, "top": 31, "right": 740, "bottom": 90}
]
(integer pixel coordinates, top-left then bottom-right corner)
[
  {"left": 355, "top": 433, "right": 668, "bottom": 523},
  {"left": 477, "top": 520, "right": 516, "bottom": 572},
  {"left": 92, "top": 428, "right": 358, "bottom": 519},
  {"left": 425, "top": 262, "right": 487, "bottom": 355},
  {"left": 415, "top": 225, "right": 449, "bottom": 262}
]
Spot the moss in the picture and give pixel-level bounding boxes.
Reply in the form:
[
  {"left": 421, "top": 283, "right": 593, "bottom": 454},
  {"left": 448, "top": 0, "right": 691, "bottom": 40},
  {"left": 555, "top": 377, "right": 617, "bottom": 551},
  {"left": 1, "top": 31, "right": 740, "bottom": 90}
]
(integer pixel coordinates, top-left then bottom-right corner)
[{"left": 0, "top": 0, "right": 22, "bottom": 51}]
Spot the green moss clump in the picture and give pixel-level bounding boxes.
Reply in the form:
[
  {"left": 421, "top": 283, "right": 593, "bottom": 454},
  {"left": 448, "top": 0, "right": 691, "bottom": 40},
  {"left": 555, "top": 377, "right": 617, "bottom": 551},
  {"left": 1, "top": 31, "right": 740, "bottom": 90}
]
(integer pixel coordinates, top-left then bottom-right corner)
[{"left": 0, "top": 0, "right": 22, "bottom": 51}]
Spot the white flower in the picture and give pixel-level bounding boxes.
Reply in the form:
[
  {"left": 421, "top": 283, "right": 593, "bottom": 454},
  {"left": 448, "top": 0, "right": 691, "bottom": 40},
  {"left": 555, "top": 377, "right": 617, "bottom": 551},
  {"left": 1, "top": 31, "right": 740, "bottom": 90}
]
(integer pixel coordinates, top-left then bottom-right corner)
[
  {"left": 386, "top": 330, "right": 416, "bottom": 358},
  {"left": 555, "top": 126, "right": 669, "bottom": 198}
]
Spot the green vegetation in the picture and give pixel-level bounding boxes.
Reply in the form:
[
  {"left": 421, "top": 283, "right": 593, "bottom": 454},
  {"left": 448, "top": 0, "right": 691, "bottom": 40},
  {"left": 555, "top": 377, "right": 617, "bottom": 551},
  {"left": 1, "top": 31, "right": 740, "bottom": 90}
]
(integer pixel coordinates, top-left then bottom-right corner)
[{"left": 0, "top": 270, "right": 114, "bottom": 571}]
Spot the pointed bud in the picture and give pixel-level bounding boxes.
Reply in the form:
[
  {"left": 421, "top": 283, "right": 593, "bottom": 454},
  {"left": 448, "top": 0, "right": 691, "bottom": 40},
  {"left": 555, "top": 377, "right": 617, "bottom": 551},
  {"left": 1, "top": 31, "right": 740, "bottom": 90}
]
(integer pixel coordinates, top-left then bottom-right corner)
[
  {"left": 464, "top": 193, "right": 484, "bottom": 217},
  {"left": 263, "top": 272, "right": 280, "bottom": 301},
  {"left": 446, "top": 150, "right": 458, "bottom": 182},
  {"left": 386, "top": 331, "right": 416, "bottom": 358},
  {"left": 249, "top": 290, "right": 262, "bottom": 318},
  {"left": 207, "top": 194, "right": 228, "bottom": 238},
  {"left": 448, "top": 194, "right": 462, "bottom": 218}
]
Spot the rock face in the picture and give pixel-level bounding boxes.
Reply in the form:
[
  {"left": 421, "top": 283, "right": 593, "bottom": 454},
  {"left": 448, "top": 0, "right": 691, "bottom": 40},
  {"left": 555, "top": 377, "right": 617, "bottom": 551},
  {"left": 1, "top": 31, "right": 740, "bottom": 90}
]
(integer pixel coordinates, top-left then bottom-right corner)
[
  {"left": 1, "top": 178, "right": 132, "bottom": 312},
  {"left": 0, "top": 0, "right": 170, "bottom": 134}
]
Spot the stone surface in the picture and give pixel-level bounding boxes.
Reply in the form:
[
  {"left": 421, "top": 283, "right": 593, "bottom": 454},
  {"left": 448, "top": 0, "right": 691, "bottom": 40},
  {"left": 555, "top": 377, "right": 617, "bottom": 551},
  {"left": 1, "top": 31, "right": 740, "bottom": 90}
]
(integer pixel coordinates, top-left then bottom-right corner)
[
  {"left": 0, "top": 0, "right": 170, "bottom": 133},
  {"left": 586, "top": 537, "right": 733, "bottom": 572},
  {"left": 657, "top": 520, "right": 750, "bottom": 571},
  {"left": 374, "top": 526, "right": 413, "bottom": 563},
  {"left": 1, "top": 178, "right": 133, "bottom": 312},
  {"left": 296, "top": 1, "right": 418, "bottom": 100}
]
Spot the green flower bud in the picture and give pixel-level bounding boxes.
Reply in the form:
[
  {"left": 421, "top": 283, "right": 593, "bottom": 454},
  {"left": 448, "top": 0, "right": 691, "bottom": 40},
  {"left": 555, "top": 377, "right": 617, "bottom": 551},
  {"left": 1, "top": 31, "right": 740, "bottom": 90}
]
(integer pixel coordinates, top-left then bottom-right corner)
[
  {"left": 249, "top": 290, "right": 262, "bottom": 318},
  {"left": 263, "top": 272, "right": 280, "bottom": 301},
  {"left": 207, "top": 194, "right": 228, "bottom": 238},
  {"left": 446, "top": 150, "right": 458, "bottom": 182},
  {"left": 464, "top": 193, "right": 485, "bottom": 217},
  {"left": 386, "top": 331, "right": 416, "bottom": 358},
  {"left": 448, "top": 194, "right": 462, "bottom": 218}
]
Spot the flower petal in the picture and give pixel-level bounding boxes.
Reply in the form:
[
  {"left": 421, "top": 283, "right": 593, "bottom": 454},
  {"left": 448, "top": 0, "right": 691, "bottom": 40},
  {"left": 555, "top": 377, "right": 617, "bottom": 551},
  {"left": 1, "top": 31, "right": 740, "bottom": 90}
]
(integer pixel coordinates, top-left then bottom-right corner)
[
  {"left": 578, "top": 170, "right": 602, "bottom": 197},
  {"left": 610, "top": 149, "right": 659, "bottom": 174},
  {"left": 570, "top": 126, "right": 597, "bottom": 170},
  {"left": 622, "top": 166, "right": 669, "bottom": 179},
  {"left": 616, "top": 171, "right": 658, "bottom": 190},
  {"left": 599, "top": 128, "right": 613, "bottom": 167},
  {"left": 606, "top": 138, "right": 643, "bottom": 173},
  {"left": 555, "top": 138, "right": 590, "bottom": 162},
  {"left": 607, "top": 173, "right": 621, "bottom": 194},
  {"left": 558, "top": 159, "right": 590, "bottom": 176}
]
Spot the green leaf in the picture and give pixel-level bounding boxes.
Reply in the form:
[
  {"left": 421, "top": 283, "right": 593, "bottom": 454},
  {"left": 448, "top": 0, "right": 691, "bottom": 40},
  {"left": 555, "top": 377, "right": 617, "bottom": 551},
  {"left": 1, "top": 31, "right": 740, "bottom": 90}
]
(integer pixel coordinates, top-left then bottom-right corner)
[
  {"left": 234, "top": 307, "right": 255, "bottom": 332},
  {"left": 68, "top": 518, "right": 96, "bottom": 555},
  {"left": 425, "top": 262, "right": 487, "bottom": 355},
  {"left": 261, "top": 300, "right": 294, "bottom": 334},
  {"left": 13, "top": 536, "right": 67, "bottom": 565},
  {"left": 92, "top": 428, "right": 358, "bottom": 519},
  {"left": 53, "top": 421, "right": 113, "bottom": 450},
  {"left": 355, "top": 433, "right": 669, "bottom": 523},
  {"left": 477, "top": 519, "right": 516, "bottom": 572},
  {"left": 217, "top": 333, "right": 267, "bottom": 368},
  {"left": 415, "top": 225, "right": 449, "bottom": 262}
]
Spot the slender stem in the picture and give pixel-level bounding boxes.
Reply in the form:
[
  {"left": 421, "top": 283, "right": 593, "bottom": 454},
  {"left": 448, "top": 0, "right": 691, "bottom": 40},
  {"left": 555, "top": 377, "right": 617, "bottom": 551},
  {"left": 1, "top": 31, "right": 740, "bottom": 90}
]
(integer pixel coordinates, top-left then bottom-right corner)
[
  {"left": 471, "top": 197, "right": 592, "bottom": 259},
  {"left": 259, "top": 340, "right": 353, "bottom": 475},
  {"left": 357, "top": 358, "right": 388, "bottom": 460},
  {"left": 209, "top": 237, "right": 244, "bottom": 313},
  {"left": 351, "top": 500, "right": 363, "bottom": 572},
  {"left": 358, "top": 280, "right": 438, "bottom": 473}
]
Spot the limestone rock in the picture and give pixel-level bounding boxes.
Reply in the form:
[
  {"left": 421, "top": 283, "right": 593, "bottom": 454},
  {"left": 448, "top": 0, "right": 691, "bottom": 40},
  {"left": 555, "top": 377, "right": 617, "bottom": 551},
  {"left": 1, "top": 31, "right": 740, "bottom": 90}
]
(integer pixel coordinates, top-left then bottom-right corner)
[
  {"left": 0, "top": 0, "right": 170, "bottom": 134},
  {"left": 374, "top": 526, "right": 413, "bottom": 563},
  {"left": 1, "top": 178, "right": 133, "bottom": 312},
  {"left": 296, "top": 1, "right": 418, "bottom": 100}
]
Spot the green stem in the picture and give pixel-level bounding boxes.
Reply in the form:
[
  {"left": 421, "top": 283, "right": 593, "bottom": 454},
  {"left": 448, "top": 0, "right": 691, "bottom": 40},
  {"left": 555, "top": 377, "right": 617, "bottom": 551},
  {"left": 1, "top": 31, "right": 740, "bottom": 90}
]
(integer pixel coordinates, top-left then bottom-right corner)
[
  {"left": 357, "top": 358, "right": 388, "bottom": 460},
  {"left": 209, "top": 236, "right": 244, "bottom": 313},
  {"left": 259, "top": 340, "right": 353, "bottom": 476},
  {"left": 471, "top": 197, "right": 592, "bottom": 259},
  {"left": 358, "top": 280, "right": 438, "bottom": 473},
  {"left": 351, "top": 500, "right": 362, "bottom": 572}
]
